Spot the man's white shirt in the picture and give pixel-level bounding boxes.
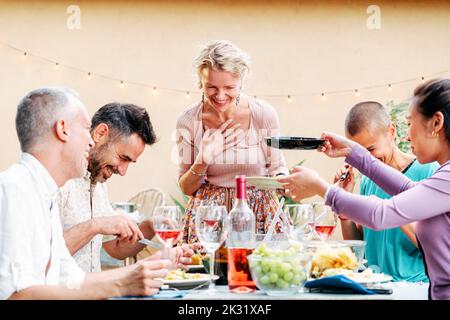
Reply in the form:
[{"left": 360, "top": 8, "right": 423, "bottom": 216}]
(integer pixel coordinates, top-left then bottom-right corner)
[{"left": 0, "top": 153, "right": 85, "bottom": 299}]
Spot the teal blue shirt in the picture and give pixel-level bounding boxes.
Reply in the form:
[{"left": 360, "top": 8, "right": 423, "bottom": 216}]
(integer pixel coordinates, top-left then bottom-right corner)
[{"left": 360, "top": 160, "right": 438, "bottom": 282}]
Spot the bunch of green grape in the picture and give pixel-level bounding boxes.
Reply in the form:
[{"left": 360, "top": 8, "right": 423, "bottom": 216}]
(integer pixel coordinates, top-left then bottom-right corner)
[{"left": 249, "top": 243, "right": 308, "bottom": 291}]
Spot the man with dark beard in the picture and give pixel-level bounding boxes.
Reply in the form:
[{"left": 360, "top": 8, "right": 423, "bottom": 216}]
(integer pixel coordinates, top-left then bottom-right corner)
[{"left": 58, "top": 103, "right": 193, "bottom": 272}]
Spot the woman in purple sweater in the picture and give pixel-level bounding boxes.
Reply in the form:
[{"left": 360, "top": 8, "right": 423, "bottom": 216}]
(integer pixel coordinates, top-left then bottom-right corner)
[{"left": 278, "top": 78, "right": 450, "bottom": 300}]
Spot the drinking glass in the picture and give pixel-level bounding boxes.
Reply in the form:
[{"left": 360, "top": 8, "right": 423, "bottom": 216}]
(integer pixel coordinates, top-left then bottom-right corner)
[
  {"left": 312, "top": 202, "right": 337, "bottom": 241},
  {"left": 152, "top": 206, "right": 184, "bottom": 247},
  {"left": 195, "top": 204, "right": 228, "bottom": 294},
  {"left": 283, "top": 204, "right": 315, "bottom": 241}
]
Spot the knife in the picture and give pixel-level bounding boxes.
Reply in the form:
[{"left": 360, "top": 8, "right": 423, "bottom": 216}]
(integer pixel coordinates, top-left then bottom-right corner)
[{"left": 139, "top": 238, "right": 164, "bottom": 250}]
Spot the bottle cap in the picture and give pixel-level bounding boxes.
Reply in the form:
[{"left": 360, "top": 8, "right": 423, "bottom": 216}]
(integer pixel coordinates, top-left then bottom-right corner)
[{"left": 235, "top": 175, "right": 247, "bottom": 199}]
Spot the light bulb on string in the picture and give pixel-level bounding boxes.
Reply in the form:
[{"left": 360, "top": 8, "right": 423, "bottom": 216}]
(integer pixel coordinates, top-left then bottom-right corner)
[
  {"left": 321, "top": 93, "right": 325, "bottom": 101},
  {"left": 120, "top": 81, "right": 124, "bottom": 89},
  {"left": 22, "top": 52, "right": 27, "bottom": 59},
  {"left": 186, "top": 91, "right": 190, "bottom": 99},
  {"left": 86, "top": 72, "right": 91, "bottom": 80},
  {"left": 152, "top": 86, "right": 157, "bottom": 95},
  {"left": 355, "top": 89, "right": 360, "bottom": 97},
  {"left": 54, "top": 63, "right": 59, "bottom": 70},
  {"left": 287, "top": 95, "right": 292, "bottom": 103},
  {"left": 421, "top": 76, "right": 426, "bottom": 83},
  {"left": 388, "top": 84, "right": 393, "bottom": 92}
]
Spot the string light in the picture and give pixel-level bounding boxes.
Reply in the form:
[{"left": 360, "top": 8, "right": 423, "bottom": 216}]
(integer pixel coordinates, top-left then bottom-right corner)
[{"left": 2, "top": 41, "right": 449, "bottom": 101}]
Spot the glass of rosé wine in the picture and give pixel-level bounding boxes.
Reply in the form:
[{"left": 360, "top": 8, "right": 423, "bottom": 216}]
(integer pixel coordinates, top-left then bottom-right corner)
[
  {"left": 312, "top": 202, "right": 337, "bottom": 241},
  {"left": 153, "top": 206, "right": 184, "bottom": 247}
]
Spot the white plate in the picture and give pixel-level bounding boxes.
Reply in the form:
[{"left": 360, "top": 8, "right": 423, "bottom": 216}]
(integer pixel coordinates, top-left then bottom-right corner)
[
  {"left": 348, "top": 273, "right": 393, "bottom": 284},
  {"left": 247, "top": 176, "right": 284, "bottom": 190},
  {"left": 160, "top": 275, "right": 219, "bottom": 289},
  {"left": 186, "top": 265, "right": 205, "bottom": 271}
]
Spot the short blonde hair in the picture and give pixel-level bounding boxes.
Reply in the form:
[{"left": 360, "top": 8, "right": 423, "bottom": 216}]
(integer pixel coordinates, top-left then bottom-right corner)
[{"left": 194, "top": 40, "right": 251, "bottom": 88}]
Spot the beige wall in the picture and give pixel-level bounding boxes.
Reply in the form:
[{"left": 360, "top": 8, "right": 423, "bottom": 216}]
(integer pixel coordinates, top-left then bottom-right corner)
[{"left": 1, "top": 0, "right": 450, "bottom": 230}]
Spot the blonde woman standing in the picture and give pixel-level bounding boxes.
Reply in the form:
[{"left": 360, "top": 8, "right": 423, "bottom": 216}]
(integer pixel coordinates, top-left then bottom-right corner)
[{"left": 176, "top": 40, "right": 288, "bottom": 244}]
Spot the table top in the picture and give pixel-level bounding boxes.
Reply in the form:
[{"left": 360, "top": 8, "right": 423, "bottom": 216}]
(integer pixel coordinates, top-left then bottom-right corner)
[
  {"left": 176, "top": 285, "right": 390, "bottom": 300},
  {"left": 116, "top": 282, "right": 429, "bottom": 300}
]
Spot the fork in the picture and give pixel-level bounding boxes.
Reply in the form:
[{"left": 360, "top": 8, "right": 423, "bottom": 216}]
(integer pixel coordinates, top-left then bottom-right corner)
[{"left": 161, "top": 281, "right": 210, "bottom": 293}]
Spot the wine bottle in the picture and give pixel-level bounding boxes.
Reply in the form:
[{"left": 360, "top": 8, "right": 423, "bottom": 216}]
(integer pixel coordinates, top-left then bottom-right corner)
[{"left": 227, "top": 175, "right": 256, "bottom": 292}]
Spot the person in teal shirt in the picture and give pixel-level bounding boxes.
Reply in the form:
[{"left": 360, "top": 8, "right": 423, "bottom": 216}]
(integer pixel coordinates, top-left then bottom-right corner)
[
  {"left": 360, "top": 161, "right": 436, "bottom": 281},
  {"left": 335, "top": 101, "right": 437, "bottom": 282}
]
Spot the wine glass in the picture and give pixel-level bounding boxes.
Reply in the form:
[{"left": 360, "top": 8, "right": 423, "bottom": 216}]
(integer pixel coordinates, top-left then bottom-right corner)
[
  {"left": 152, "top": 206, "right": 184, "bottom": 247},
  {"left": 283, "top": 204, "right": 315, "bottom": 241},
  {"left": 195, "top": 204, "right": 228, "bottom": 294},
  {"left": 312, "top": 202, "right": 337, "bottom": 241}
]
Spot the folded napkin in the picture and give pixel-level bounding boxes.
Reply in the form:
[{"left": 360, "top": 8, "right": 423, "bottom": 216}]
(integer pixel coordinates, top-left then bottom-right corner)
[
  {"left": 111, "top": 290, "right": 188, "bottom": 300},
  {"left": 304, "top": 275, "right": 375, "bottom": 295}
]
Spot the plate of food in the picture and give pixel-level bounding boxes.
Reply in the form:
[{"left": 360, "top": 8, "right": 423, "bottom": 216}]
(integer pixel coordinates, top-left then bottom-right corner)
[
  {"left": 265, "top": 136, "right": 326, "bottom": 150},
  {"left": 160, "top": 270, "right": 219, "bottom": 289},
  {"left": 247, "top": 176, "right": 284, "bottom": 190}
]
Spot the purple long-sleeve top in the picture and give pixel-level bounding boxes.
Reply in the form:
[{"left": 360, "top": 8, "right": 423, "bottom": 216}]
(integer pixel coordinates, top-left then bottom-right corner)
[{"left": 325, "top": 143, "right": 450, "bottom": 300}]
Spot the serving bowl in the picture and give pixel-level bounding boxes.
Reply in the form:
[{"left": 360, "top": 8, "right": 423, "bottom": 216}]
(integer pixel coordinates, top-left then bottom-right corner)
[
  {"left": 248, "top": 242, "right": 311, "bottom": 296},
  {"left": 300, "top": 240, "right": 366, "bottom": 279}
]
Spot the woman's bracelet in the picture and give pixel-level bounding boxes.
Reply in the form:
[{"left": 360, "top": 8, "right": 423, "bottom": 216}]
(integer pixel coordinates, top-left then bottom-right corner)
[{"left": 189, "top": 166, "right": 207, "bottom": 177}]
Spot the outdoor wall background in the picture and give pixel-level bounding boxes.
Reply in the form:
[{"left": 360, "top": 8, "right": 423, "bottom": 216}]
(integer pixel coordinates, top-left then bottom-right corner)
[{"left": 1, "top": 0, "right": 450, "bottom": 239}]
